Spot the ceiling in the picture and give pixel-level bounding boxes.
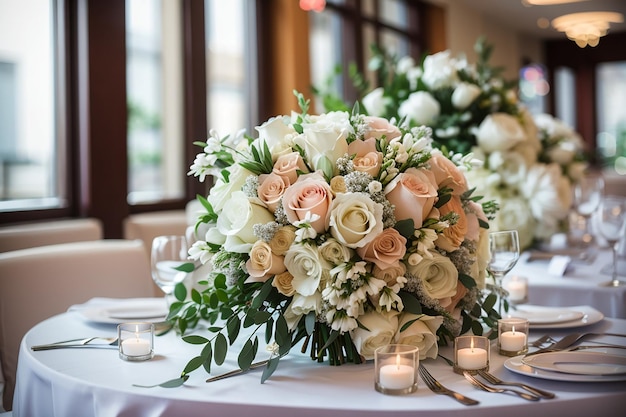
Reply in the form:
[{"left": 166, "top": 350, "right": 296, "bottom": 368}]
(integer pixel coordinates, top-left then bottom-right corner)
[{"left": 456, "top": 0, "right": 626, "bottom": 40}]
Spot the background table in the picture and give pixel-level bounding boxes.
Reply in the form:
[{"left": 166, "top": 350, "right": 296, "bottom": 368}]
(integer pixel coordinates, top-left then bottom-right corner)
[
  {"left": 510, "top": 248, "right": 626, "bottom": 319},
  {"left": 12, "top": 307, "right": 626, "bottom": 417}
]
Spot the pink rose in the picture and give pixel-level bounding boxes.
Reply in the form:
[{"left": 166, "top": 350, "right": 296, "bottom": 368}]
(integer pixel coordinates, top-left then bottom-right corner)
[
  {"left": 244, "top": 241, "right": 286, "bottom": 283},
  {"left": 435, "top": 195, "right": 467, "bottom": 252},
  {"left": 429, "top": 152, "right": 468, "bottom": 196},
  {"left": 362, "top": 116, "right": 402, "bottom": 141},
  {"left": 273, "top": 152, "right": 308, "bottom": 184},
  {"left": 282, "top": 172, "right": 333, "bottom": 234},
  {"left": 258, "top": 172, "right": 290, "bottom": 213},
  {"left": 356, "top": 228, "right": 407, "bottom": 270},
  {"left": 384, "top": 168, "right": 438, "bottom": 228},
  {"left": 465, "top": 201, "right": 488, "bottom": 242}
]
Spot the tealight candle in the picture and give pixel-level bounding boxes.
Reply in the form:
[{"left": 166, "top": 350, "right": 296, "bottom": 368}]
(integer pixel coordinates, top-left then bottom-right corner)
[
  {"left": 453, "top": 336, "right": 489, "bottom": 374},
  {"left": 503, "top": 275, "right": 528, "bottom": 305},
  {"left": 375, "top": 344, "right": 419, "bottom": 395},
  {"left": 118, "top": 322, "right": 154, "bottom": 361},
  {"left": 498, "top": 318, "right": 529, "bottom": 356}
]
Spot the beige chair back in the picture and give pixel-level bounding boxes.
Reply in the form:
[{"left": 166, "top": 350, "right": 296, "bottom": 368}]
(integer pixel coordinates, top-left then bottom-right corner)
[
  {"left": 0, "top": 218, "right": 103, "bottom": 253},
  {"left": 0, "top": 239, "right": 155, "bottom": 411}
]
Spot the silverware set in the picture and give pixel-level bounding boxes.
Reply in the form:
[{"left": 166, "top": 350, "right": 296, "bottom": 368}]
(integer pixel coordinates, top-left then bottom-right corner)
[
  {"left": 527, "top": 332, "right": 626, "bottom": 357},
  {"left": 31, "top": 337, "right": 119, "bottom": 351}
]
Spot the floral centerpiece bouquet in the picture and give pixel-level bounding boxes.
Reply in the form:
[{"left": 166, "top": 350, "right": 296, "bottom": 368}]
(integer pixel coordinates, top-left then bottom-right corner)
[
  {"left": 171, "top": 92, "right": 499, "bottom": 383},
  {"left": 316, "top": 38, "right": 588, "bottom": 250}
]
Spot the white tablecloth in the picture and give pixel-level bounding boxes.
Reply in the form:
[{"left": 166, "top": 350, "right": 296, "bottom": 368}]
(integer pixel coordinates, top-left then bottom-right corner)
[
  {"left": 510, "top": 249, "right": 626, "bottom": 318},
  {"left": 12, "top": 306, "right": 626, "bottom": 417}
]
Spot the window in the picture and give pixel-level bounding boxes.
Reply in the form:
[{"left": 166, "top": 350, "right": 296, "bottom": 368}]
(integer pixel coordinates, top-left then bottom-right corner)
[
  {"left": 309, "top": 0, "right": 425, "bottom": 111},
  {"left": 596, "top": 61, "right": 626, "bottom": 174},
  {"left": 0, "top": 0, "right": 62, "bottom": 211}
]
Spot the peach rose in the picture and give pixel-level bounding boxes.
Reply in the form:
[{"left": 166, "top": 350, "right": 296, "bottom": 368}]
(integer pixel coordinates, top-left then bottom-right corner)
[
  {"left": 465, "top": 201, "right": 488, "bottom": 242},
  {"left": 356, "top": 228, "right": 407, "bottom": 270},
  {"left": 268, "top": 225, "right": 297, "bottom": 256},
  {"left": 348, "top": 138, "right": 383, "bottom": 177},
  {"left": 372, "top": 263, "right": 407, "bottom": 288},
  {"left": 429, "top": 151, "right": 468, "bottom": 196},
  {"left": 443, "top": 280, "right": 468, "bottom": 314},
  {"left": 258, "top": 172, "right": 289, "bottom": 213},
  {"left": 363, "top": 116, "right": 402, "bottom": 141},
  {"left": 273, "top": 152, "right": 308, "bottom": 184},
  {"left": 384, "top": 168, "right": 438, "bottom": 228},
  {"left": 330, "top": 176, "right": 347, "bottom": 194},
  {"left": 245, "top": 241, "right": 286, "bottom": 283},
  {"left": 435, "top": 195, "right": 468, "bottom": 252},
  {"left": 272, "top": 270, "right": 296, "bottom": 296},
  {"left": 282, "top": 172, "right": 334, "bottom": 234}
]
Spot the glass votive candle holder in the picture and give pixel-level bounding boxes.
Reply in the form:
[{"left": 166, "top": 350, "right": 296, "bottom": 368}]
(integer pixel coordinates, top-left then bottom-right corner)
[
  {"left": 503, "top": 275, "right": 528, "bottom": 305},
  {"left": 118, "top": 322, "right": 154, "bottom": 361},
  {"left": 374, "top": 344, "right": 419, "bottom": 395},
  {"left": 497, "top": 317, "right": 529, "bottom": 356},
  {"left": 453, "top": 336, "right": 490, "bottom": 375}
]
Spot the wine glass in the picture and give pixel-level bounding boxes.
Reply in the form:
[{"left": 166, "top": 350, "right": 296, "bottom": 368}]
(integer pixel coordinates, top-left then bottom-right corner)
[
  {"left": 570, "top": 174, "right": 604, "bottom": 248},
  {"left": 150, "top": 235, "right": 190, "bottom": 302},
  {"left": 487, "top": 230, "right": 520, "bottom": 315},
  {"left": 596, "top": 196, "right": 626, "bottom": 287}
]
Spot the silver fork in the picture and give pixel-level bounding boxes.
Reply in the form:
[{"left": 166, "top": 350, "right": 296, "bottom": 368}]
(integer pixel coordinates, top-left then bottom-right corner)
[
  {"left": 31, "top": 337, "right": 119, "bottom": 351},
  {"left": 529, "top": 334, "right": 554, "bottom": 348},
  {"left": 463, "top": 371, "right": 540, "bottom": 401},
  {"left": 418, "top": 364, "right": 479, "bottom": 405},
  {"left": 476, "top": 370, "right": 555, "bottom": 399}
]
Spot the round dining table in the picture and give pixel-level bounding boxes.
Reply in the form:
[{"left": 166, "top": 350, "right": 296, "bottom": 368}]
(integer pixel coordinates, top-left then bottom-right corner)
[{"left": 12, "top": 300, "right": 626, "bottom": 417}]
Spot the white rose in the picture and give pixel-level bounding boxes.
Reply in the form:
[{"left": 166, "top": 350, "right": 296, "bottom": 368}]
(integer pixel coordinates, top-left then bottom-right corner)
[
  {"left": 488, "top": 151, "right": 529, "bottom": 187},
  {"left": 327, "top": 192, "right": 384, "bottom": 249},
  {"left": 319, "top": 238, "right": 354, "bottom": 265},
  {"left": 523, "top": 163, "right": 573, "bottom": 239},
  {"left": 421, "top": 50, "right": 459, "bottom": 89},
  {"left": 406, "top": 250, "right": 458, "bottom": 301},
  {"left": 284, "top": 243, "right": 327, "bottom": 296},
  {"left": 207, "top": 165, "right": 253, "bottom": 212},
  {"left": 451, "top": 82, "right": 481, "bottom": 110},
  {"left": 216, "top": 191, "right": 274, "bottom": 253},
  {"left": 398, "top": 91, "right": 440, "bottom": 126},
  {"left": 255, "top": 115, "right": 297, "bottom": 159},
  {"left": 475, "top": 113, "right": 525, "bottom": 153},
  {"left": 361, "top": 87, "right": 387, "bottom": 117},
  {"left": 350, "top": 310, "right": 399, "bottom": 360},
  {"left": 295, "top": 111, "right": 351, "bottom": 175},
  {"left": 395, "top": 313, "right": 443, "bottom": 360},
  {"left": 493, "top": 194, "right": 535, "bottom": 250},
  {"left": 283, "top": 292, "right": 322, "bottom": 331}
]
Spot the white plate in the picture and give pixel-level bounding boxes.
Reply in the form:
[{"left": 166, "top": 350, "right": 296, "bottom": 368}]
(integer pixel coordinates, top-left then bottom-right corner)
[
  {"left": 504, "top": 355, "right": 626, "bottom": 382},
  {"left": 510, "top": 306, "right": 584, "bottom": 324},
  {"left": 506, "top": 305, "right": 604, "bottom": 329},
  {"left": 78, "top": 299, "right": 168, "bottom": 324},
  {"left": 522, "top": 351, "right": 626, "bottom": 376}
]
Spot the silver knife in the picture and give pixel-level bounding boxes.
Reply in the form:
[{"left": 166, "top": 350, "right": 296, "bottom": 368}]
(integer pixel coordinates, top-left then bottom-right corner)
[{"left": 525, "top": 333, "right": 588, "bottom": 357}]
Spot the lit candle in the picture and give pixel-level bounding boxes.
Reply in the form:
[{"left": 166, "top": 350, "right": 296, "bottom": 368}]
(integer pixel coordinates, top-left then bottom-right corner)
[
  {"left": 121, "top": 325, "right": 151, "bottom": 357},
  {"left": 457, "top": 338, "right": 488, "bottom": 370},
  {"left": 499, "top": 326, "right": 527, "bottom": 352},
  {"left": 379, "top": 354, "right": 415, "bottom": 390},
  {"left": 505, "top": 277, "right": 527, "bottom": 303}
]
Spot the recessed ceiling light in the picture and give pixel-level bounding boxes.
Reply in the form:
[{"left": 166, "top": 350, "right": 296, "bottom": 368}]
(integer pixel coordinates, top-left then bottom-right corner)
[{"left": 552, "top": 11, "right": 624, "bottom": 47}]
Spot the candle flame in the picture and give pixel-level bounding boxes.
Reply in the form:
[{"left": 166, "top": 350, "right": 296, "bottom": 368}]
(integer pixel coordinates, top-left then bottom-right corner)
[
  {"left": 135, "top": 324, "right": 140, "bottom": 341},
  {"left": 512, "top": 325, "right": 516, "bottom": 334},
  {"left": 396, "top": 354, "right": 401, "bottom": 369},
  {"left": 470, "top": 337, "right": 474, "bottom": 352}
]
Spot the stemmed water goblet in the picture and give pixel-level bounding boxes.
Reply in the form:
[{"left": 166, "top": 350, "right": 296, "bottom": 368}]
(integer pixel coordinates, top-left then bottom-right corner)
[
  {"left": 570, "top": 174, "right": 604, "bottom": 249},
  {"left": 487, "top": 230, "right": 520, "bottom": 315},
  {"left": 596, "top": 196, "right": 626, "bottom": 287},
  {"left": 150, "top": 235, "right": 190, "bottom": 304}
]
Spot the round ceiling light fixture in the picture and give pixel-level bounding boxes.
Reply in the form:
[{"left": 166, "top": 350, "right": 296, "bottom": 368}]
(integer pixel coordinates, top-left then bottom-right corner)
[{"left": 552, "top": 11, "right": 624, "bottom": 47}]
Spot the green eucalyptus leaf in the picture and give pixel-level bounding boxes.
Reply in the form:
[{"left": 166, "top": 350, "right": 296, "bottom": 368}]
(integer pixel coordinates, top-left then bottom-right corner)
[
  {"left": 174, "top": 283, "right": 187, "bottom": 301},
  {"left": 216, "top": 288, "right": 229, "bottom": 303},
  {"left": 251, "top": 280, "right": 273, "bottom": 309},
  {"left": 214, "top": 333, "right": 228, "bottom": 365},
  {"left": 305, "top": 311, "right": 316, "bottom": 335},
  {"left": 265, "top": 317, "right": 274, "bottom": 343},
  {"left": 133, "top": 374, "right": 189, "bottom": 389},
  {"left": 183, "top": 356, "right": 205, "bottom": 374},
  {"left": 260, "top": 356, "right": 280, "bottom": 384},
  {"left": 182, "top": 335, "right": 209, "bottom": 345},
  {"left": 393, "top": 219, "right": 415, "bottom": 239},
  {"left": 238, "top": 339, "right": 255, "bottom": 370},
  {"left": 399, "top": 291, "right": 422, "bottom": 314},
  {"left": 253, "top": 311, "right": 272, "bottom": 324},
  {"left": 174, "top": 262, "right": 195, "bottom": 273},
  {"left": 275, "top": 314, "right": 290, "bottom": 348},
  {"left": 191, "top": 288, "right": 202, "bottom": 304},
  {"left": 226, "top": 315, "right": 241, "bottom": 344}
]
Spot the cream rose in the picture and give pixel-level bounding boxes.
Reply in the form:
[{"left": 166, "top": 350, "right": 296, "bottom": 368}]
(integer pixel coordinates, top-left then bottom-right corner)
[
  {"left": 245, "top": 241, "right": 286, "bottom": 283},
  {"left": 284, "top": 243, "right": 327, "bottom": 296},
  {"left": 356, "top": 228, "right": 407, "bottom": 270},
  {"left": 255, "top": 115, "right": 296, "bottom": 159},
  {"left": 282, "top": 172, "right": 334, "bottom": 234},
  {"left": 295, "top": 111, "right": 351, "bottom": 175},
  {"left": 395, "top": 313, "right": 443, "bottom": 359},
  {"left": 273, "top": 152, "right": 308, "bottom": 184},
  {"left": 283, "top": 292, "right": 322, "bottom": 331},
  {"left": 384, "top": 168, "right": 438, "bottom": 228},
  {"left": 330, "top": 176, "right": 347, "bottom": 194},
  {"left": 361, "top": 88, "right": 387, "bottom": 117},
  {"left": 350, "top": 310, "right": 400, "bottom": 360},
  {"left": 272, "top": 270, "right": 296, "bottom": 296},
  {"left": 428, "top": 151, "right": 468, "bottom": 196},
  {"left": 435, "top": 195, "right": 468, "bottom": 252},
  {"left": 268, "top": 225, "right": 297, "bottom": 256},
  {"left": 406, "top": 250, "right": 458, "bottom": 301},
  {"left": 451, "top": 82, "right": 481, "bottom": 110},
  {"left": 488, "top": 151, "right": 530, "bottom": 187},
  {"left": 398, "top": 91, "right": 440, "bottom": 126},
  {"left": 216, "top": 191, "right": 275, "bottom": 253},
  {"left": 327, "top": 192, "right": 384, "bottom": 249},
  {"left": 475, "top": 113, "right": 526, "bottom": 153},
  {"left": 257, "top": 172, "right": 289, "bottom": 213},
  {"left": 319, "top": 238, "right": 354, "bottom": 265}
]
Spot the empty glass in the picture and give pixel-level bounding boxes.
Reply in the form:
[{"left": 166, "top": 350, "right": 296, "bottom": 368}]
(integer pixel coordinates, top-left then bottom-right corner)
[
  {"left": 570, "top": 174, "right": 604, "bottom": 248},
  {"left": 150, "top": 235, "right": 190, "bottom": 301},
  {"left": 487, "top": 230, "right": 520, "bottom": 315},
  {"left": 597, "top": 196, "right": 626, "bottom": 287}
]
